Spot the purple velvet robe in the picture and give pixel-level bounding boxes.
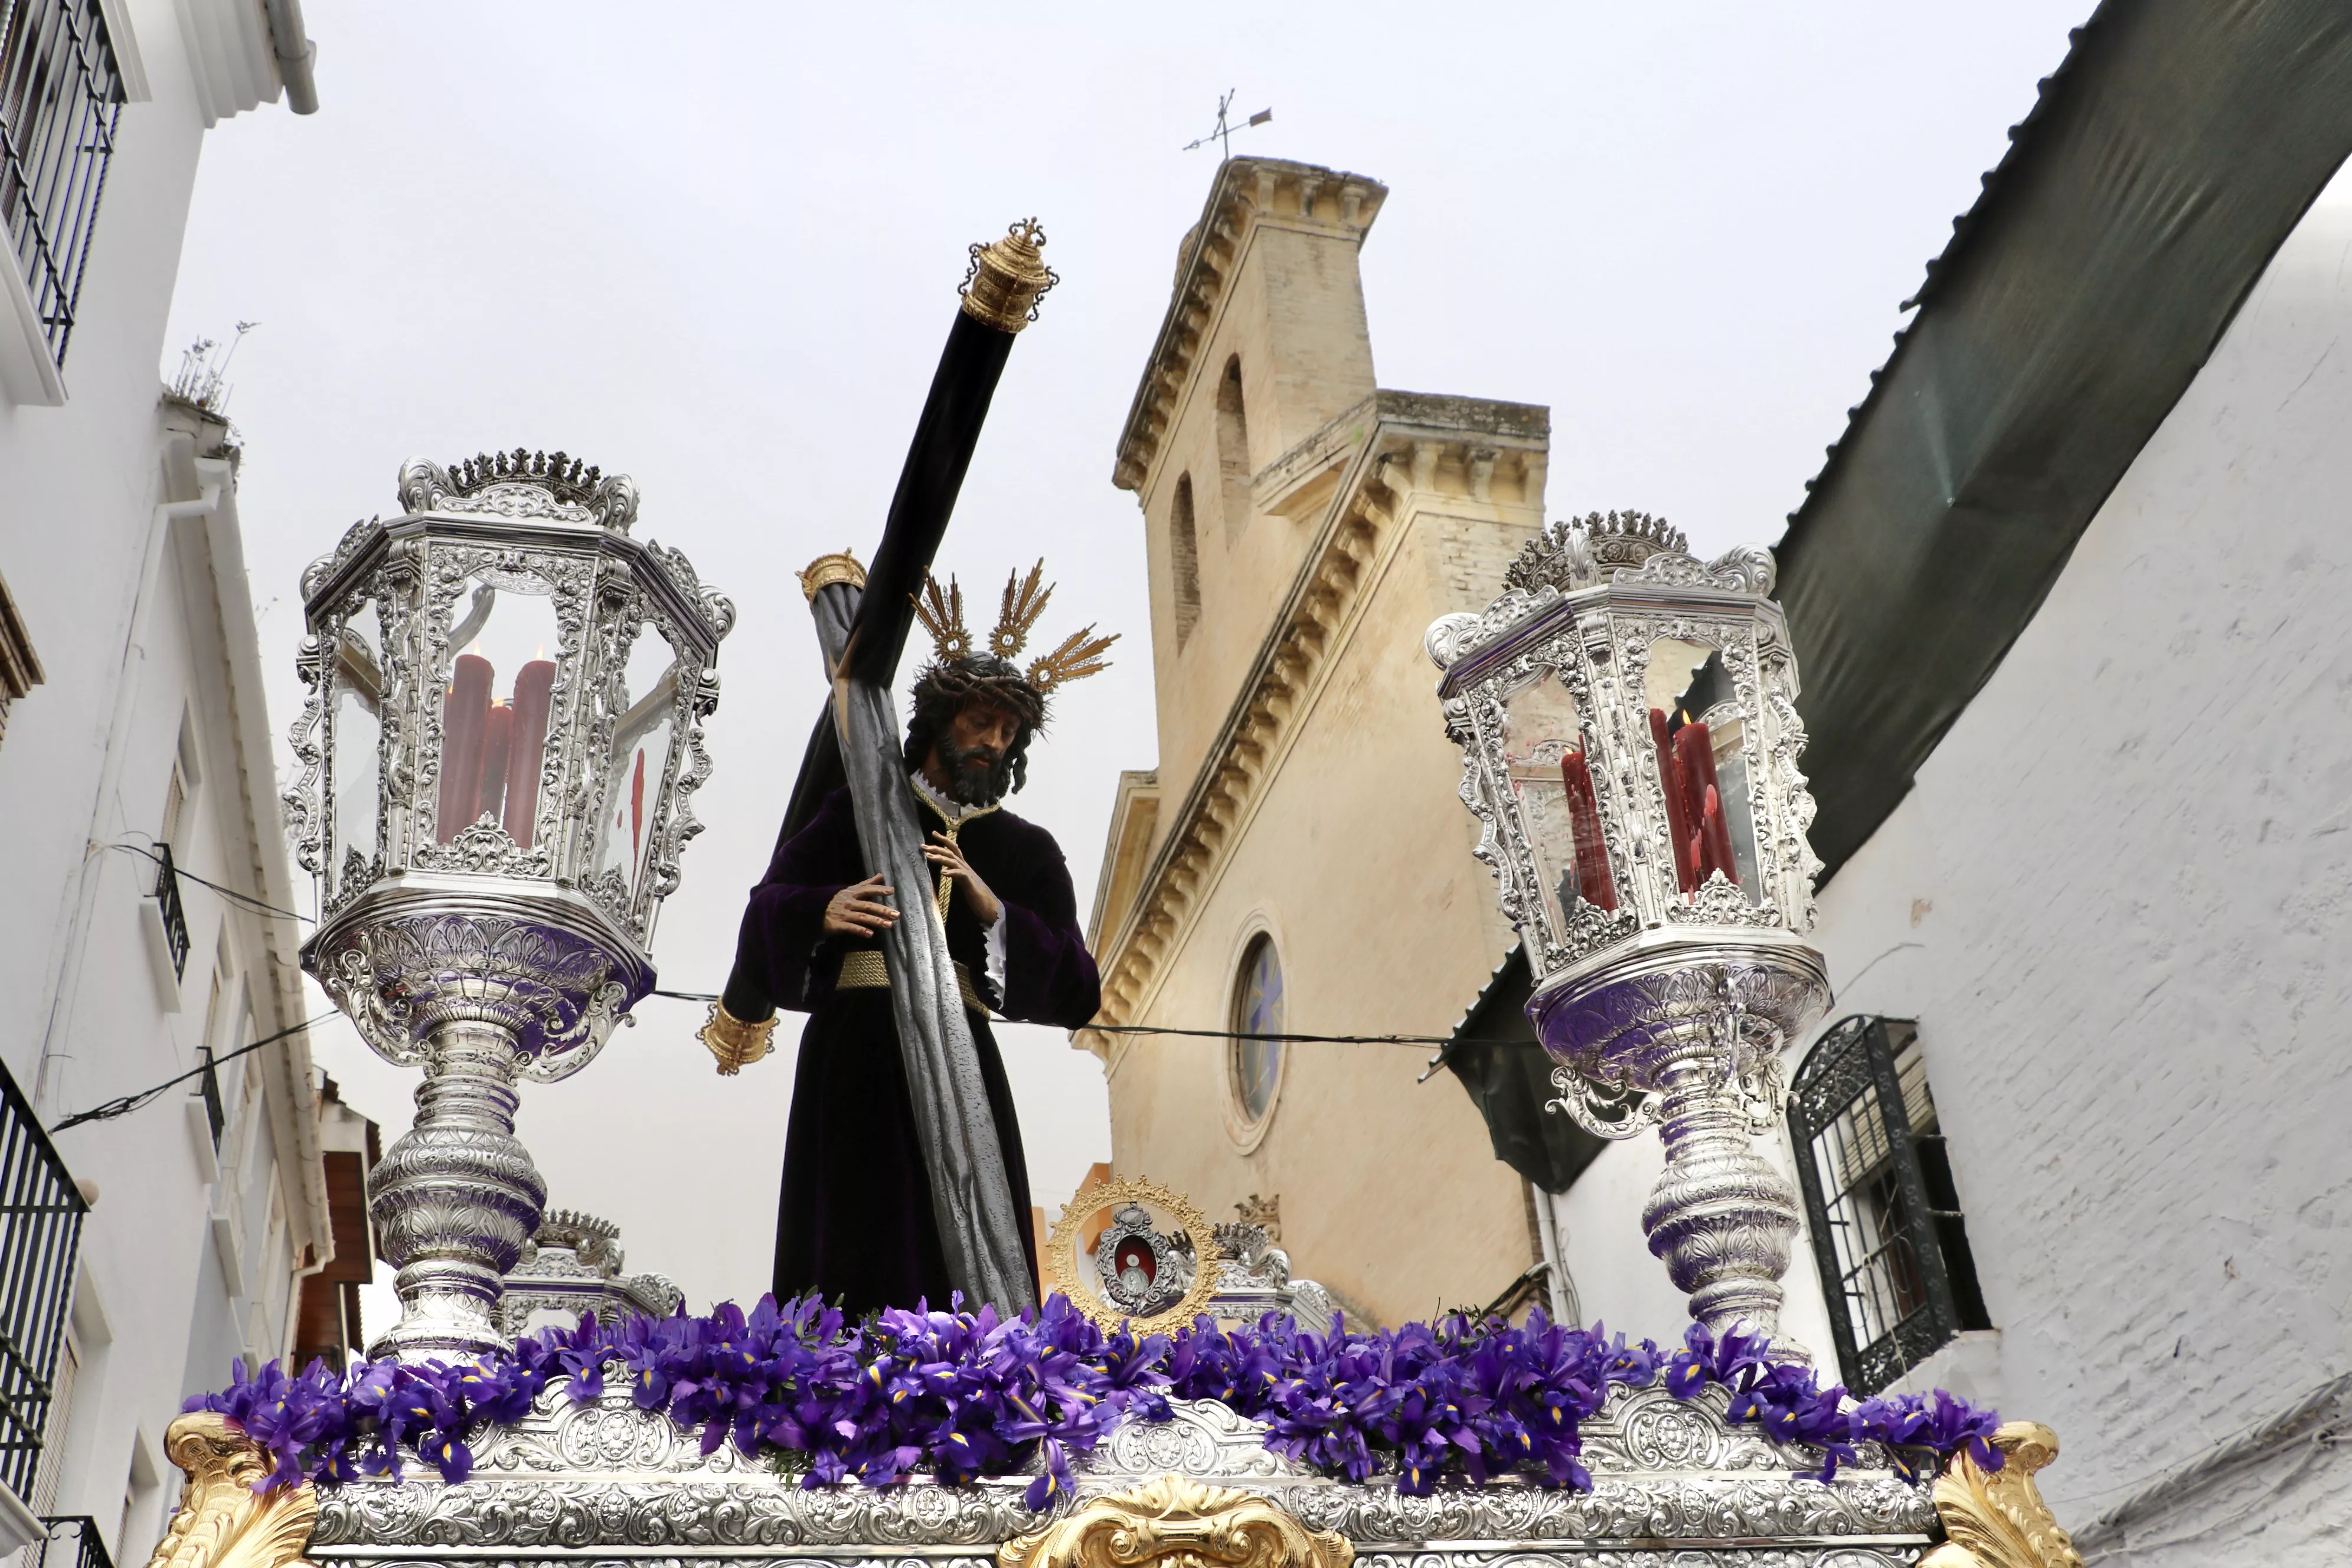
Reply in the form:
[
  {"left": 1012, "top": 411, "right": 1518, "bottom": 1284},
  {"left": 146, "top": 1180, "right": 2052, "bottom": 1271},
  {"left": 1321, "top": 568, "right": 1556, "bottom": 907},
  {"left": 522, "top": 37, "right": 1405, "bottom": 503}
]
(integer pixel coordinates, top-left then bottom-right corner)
[{"left": 737, "top": 784, "right": 1101, "bottom": 1314}]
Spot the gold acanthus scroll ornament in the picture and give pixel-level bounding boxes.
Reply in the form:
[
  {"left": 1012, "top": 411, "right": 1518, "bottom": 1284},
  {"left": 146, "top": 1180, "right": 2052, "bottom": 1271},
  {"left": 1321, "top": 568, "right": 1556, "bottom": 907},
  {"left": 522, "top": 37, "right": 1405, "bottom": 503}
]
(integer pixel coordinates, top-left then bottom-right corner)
[
  {"left": 998, "top": 1475, "right": 1352, "bottom": 1568},
  {"left": 1922, "top": 1421, "right": 2084, "bottom": 1568},
  {"left": 143, "top": 1413, "right": 319, "bottom": 1568}
]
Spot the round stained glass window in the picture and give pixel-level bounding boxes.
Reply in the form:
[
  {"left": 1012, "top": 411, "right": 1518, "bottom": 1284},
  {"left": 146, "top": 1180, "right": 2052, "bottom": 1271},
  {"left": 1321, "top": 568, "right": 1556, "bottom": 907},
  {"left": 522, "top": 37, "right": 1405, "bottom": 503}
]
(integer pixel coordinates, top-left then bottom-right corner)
[{"left": 1229, "top": 934, "right": 1285, "bottom": 1127}]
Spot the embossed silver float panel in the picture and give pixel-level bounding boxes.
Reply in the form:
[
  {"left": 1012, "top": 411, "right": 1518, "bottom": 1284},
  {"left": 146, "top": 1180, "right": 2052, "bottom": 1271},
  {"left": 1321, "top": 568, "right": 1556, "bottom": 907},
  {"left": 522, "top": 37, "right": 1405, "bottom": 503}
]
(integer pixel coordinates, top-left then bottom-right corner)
[{"left": 308, "top": 1391, "right": 1932, "bottom": 1568}]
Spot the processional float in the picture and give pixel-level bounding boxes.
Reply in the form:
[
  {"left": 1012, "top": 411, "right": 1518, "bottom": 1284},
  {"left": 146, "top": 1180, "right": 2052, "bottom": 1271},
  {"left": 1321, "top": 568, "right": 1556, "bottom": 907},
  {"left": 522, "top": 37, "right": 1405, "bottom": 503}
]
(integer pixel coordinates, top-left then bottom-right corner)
[{"left": 145, "top": 238, "right": 2085, "bottom": 1568}]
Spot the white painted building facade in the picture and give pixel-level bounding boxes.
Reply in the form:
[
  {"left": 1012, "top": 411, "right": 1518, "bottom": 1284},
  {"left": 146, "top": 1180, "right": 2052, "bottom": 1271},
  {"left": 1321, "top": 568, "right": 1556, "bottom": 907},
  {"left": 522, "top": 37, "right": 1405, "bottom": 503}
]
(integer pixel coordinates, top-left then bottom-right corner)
[
  {"left": 0, "top": 5, "right": 328, "bottom": 1568},
  {"left": 1554, "top": 166, "right": 2352, "bottom": 1564}
]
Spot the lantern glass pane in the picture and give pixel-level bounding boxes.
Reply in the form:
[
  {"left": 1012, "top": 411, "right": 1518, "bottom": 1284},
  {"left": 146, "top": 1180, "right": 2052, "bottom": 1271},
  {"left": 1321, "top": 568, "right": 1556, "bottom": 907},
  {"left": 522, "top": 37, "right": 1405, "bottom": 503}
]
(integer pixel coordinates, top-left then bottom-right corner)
[
  {"left": 593, "top": 621, "right": 680, "bottom": 900},
  {"left": 1498, "top": 667, "right": 1616, "bottom": 933},
  {"left": 1643, "top": 638, "right": 1760, "bottom": 899},
  {"left": 436, "top": 580, "right": 561, "bottom": 851},
  {"left": 328, "top": 602, "right": 384, "bottom": 899}
]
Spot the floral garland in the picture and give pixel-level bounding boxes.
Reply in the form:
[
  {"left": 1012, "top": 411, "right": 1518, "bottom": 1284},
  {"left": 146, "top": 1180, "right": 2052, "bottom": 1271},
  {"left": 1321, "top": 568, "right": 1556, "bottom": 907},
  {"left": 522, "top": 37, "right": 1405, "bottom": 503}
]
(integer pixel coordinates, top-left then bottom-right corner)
[{"left": 189, "top": 1294, "right": 2001, "bottom": 1510}]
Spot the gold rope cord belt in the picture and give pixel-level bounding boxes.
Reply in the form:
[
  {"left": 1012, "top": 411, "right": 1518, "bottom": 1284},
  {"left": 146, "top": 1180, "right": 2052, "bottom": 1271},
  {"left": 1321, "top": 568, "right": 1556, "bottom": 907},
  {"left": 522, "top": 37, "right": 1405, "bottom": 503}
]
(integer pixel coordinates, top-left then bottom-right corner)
[{"left": 837, "top": 949, "right": 988, "bottom": 1015}]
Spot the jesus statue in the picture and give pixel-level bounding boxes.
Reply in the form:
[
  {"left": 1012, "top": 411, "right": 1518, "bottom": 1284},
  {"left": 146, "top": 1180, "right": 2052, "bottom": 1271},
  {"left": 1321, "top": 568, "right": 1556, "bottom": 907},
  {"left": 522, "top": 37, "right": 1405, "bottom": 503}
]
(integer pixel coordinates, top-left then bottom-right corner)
[{"left": 721, "top": 566, "right": 1111, "bottom": 1314}]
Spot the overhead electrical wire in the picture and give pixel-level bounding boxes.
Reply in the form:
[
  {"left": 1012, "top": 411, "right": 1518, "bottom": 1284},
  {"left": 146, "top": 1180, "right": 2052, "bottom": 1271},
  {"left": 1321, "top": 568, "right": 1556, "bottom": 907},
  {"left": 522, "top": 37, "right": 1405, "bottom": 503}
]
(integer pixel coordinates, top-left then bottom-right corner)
[
  {"left": 112, "top": 839, "right": 313, "bottom": 925},
  {"left": 644, "top": 988, "right": 1511, "bottom": 1049},
  {"left": 106, "top": 857, "right": 1515, "bottom": 1047},
  {"left": 50, "top": 1011, "right": 339, "bottom": 1133}
]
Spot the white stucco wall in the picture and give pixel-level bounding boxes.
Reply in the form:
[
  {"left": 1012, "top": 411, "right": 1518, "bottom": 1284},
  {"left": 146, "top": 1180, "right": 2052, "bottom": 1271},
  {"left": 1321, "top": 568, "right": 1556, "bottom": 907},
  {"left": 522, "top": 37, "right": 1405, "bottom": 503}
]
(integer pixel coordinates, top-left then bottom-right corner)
[
  {"left": 0, "top": 6, "right": 322, "bottom": 1565},
  {"left": 1776, "top": 165, "right": 2352, "bottom": 1560}
]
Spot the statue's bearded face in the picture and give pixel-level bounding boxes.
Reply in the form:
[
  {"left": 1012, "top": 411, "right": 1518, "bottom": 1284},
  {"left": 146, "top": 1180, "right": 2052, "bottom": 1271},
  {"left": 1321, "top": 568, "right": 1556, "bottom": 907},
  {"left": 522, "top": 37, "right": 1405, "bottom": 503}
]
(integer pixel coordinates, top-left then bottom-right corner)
[{"left": 932, "top": 696, "right": 1023, "bottom": 805}]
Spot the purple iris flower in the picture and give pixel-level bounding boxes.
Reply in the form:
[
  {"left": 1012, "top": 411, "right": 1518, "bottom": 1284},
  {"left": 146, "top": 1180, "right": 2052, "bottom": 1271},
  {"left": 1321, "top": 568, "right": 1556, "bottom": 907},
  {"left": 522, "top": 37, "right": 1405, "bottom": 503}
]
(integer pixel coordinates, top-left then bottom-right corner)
[{"left": 185, "top": 1292, "right": 2003, "bottom": 1504}]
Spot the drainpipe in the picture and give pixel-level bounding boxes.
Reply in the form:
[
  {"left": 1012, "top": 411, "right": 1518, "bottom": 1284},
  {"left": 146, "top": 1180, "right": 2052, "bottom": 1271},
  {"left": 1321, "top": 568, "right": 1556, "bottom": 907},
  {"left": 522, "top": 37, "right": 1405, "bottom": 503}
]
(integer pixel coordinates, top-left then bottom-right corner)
[{"left": 262, "top": 0, "right": 318, "bottom": 115}]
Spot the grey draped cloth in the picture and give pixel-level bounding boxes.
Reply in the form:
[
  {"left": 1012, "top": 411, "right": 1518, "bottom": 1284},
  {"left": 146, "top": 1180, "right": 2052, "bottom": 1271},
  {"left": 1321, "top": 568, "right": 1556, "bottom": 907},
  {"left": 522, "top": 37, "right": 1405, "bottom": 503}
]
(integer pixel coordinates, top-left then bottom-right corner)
[{"left": 806, "top": 579, "right": 1036, "bottom": 1316}]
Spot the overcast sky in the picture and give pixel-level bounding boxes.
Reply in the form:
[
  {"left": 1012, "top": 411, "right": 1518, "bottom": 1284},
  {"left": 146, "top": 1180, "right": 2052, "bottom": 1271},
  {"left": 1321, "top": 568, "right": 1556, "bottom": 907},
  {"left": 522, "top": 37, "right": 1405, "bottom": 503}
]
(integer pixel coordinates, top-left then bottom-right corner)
[{"left": 164, "top": 0, "right": 2093, "bottom": 1327}]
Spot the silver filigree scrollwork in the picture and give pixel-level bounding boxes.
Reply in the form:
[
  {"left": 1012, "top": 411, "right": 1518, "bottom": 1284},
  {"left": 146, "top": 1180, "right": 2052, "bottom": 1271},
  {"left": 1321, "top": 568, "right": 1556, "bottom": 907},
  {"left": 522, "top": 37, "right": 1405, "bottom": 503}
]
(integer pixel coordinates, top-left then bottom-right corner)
[
  {"left": 1613, "top": 541, "right": 1780, "bottom": 596},
  {"left": 1088, "top": 1398, "right": 1308, "bottom": 1482},
  {"left": 414, "top": 815, "right": 554, "bottom": 877},
  {"left": 1435, "top": 633, "right": 1642, "bottom": 974},
  {"left": 582, "top": 869, "right": 632, "bottom": 926},
  {"left": 1666, "top": 868, "right": 1786, "bottom": 929},
  {"left": 283, "top": 631, "right": 331, "bottom": 876},
  {"left": 645, "top": 537, "right": 738, "bottom": 639},
  {"left": 306, "top": 1383, "right": 1938, "bottom": 1568},
  {"left": 312, "top": 909, "right": 638, "bottom": 1073},
  {"left": 301, "top": 515, "right": 380, "bottom": 599},
  {"left": 326, "top": 850, "right": 384, "bottom": 919},
  {"left": 397, "top": 450, "right": 641, "bottom": 533},
  {"left": 495, "top": 1209, "right": 684, "bottom": 1340},
  {"left": 1766, "top": 678, "right": 1824, "bottom": 934},
  {"left": 1547, "top": 1063, "right": 1663, "bottom": 1141}
]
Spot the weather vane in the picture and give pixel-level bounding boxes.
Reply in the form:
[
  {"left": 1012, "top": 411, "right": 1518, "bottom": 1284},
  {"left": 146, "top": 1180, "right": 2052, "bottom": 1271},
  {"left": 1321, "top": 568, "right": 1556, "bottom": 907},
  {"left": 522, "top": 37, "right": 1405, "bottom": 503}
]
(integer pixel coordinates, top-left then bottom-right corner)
[{"left": 1183, "top": 89, "right": 1271, "bottom": 159}]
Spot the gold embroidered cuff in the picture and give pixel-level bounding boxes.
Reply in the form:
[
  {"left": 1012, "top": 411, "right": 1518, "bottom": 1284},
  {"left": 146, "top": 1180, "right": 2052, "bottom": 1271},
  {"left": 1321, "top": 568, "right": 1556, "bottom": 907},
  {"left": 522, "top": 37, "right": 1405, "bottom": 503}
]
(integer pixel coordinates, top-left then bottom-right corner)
[{"left": 700, "top": 999, "right": 778, "bottom": 1076}]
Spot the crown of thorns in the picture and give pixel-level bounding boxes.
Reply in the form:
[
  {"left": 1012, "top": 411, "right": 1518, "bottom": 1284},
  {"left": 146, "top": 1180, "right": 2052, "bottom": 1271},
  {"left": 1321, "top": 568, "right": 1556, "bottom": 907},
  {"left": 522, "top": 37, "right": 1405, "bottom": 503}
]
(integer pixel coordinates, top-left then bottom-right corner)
[{"left": 910, "top": 560, "right": 1118, "bottom": 709}]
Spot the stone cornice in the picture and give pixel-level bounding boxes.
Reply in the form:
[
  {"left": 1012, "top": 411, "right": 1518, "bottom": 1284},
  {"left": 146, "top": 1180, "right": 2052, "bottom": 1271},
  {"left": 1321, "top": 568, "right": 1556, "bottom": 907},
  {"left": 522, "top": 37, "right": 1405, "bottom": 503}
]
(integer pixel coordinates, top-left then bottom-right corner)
[
  {"left": 1084, "top": 392, "right": 1546, "bottom": 1063},
  {"left": 1112, "top": 159, "right": 1389, "bottom": 494}
]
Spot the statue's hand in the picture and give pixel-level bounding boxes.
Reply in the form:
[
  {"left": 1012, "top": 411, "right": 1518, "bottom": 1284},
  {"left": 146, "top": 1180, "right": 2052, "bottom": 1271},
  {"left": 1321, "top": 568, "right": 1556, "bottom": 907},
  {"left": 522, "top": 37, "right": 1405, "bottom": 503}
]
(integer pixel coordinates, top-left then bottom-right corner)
[
  {"left": 823, "top": 874, "right": 898, "bottom": 937},
  {"left": 923, "top": 834, "right": 1002, "bottom": 926}
]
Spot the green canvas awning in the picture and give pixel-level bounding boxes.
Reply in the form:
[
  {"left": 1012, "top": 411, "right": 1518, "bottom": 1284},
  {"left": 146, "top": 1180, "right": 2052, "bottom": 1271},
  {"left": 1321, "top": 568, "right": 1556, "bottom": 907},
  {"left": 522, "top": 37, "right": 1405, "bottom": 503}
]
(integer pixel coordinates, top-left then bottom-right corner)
[{"left": 1776, "top": 0, "right": 2352, "bottom": 879}]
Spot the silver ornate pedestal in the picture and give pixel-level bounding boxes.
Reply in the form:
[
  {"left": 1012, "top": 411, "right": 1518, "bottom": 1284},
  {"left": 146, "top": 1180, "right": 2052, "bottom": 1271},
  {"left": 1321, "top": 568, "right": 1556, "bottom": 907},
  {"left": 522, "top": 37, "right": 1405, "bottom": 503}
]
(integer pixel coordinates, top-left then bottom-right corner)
[
  {"left": 286, "top": 451, "right": 732, "bottom": 1360},
  {"left": 1535, "top": 942, "right": 1828, "bottom": 1356}
]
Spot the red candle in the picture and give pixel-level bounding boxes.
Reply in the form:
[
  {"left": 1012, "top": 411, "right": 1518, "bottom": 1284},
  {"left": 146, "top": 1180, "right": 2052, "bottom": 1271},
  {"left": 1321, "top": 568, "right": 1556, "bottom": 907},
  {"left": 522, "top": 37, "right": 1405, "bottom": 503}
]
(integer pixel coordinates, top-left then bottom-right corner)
[
  {"left": 502, "top": 660, "right": 556, "bottom": 848},
  {"left": 476, "top": 703, "right": 514, "bottom": 829},
  {"left": 629, "top": 748, "right": 646, "bottom": 862},
  {"left": 1559, "top": 750, "right": 1618, "bottom": 910},
  {"left": 1674, "top": 720, "right": 1742, "bottom": 886},
  {"left": 1651, "top": 707, "right": 1698, "bottom": 894},
  {"left": 436, "top": 654, "right": 494, "bottom": 843}
]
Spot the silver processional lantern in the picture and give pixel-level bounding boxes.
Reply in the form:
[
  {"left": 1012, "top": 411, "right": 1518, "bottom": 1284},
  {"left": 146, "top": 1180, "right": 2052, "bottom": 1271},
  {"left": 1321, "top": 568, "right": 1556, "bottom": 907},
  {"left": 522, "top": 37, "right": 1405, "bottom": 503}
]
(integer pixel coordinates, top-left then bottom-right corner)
[
  {"left": 285, "top": 451, "right": 734, "bottom": 1361},
  {"left": 1430, "top": 513, "right": 1830, "bottom": 1354}
]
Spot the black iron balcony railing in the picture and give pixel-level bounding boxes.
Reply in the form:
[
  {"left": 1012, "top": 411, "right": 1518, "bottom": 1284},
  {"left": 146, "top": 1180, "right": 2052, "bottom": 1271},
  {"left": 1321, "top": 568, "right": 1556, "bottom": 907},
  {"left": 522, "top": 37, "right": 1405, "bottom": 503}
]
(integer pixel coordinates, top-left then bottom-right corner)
[
  {"left": 0, "top": 1057, "right": 87, "bottom": 1506},
  {"left": 152, "top": 842, "right": 190, "bottom": 982},
  {"left": 1788, "top": 1016, "right": 1992, "bottom": 1395},
  {"left": 0, "top": 0, "right": 126, "bottom": 369},
  {"left": 196, "top": 1047, "right": 224, "bottom": 1151},
  {"left": 31, "top": 1517, "right": 114, "bottom": 1568}
]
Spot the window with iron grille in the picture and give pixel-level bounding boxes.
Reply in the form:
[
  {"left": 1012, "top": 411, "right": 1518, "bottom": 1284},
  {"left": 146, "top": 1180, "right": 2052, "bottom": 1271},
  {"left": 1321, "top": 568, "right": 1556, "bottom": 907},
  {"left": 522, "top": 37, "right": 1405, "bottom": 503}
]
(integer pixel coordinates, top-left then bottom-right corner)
[
  {"left": 1788, "top": 1017, "right": 1991, "bottom": 1395},
  {"left": 0, "top": 1056, "right": 89, "bottom": 1507},
  {"left": 152, "top": 842, "right": 190, "bottom": 982},
  {"left": 1, "top": 0, "right": 124, "bottom": 369}
]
